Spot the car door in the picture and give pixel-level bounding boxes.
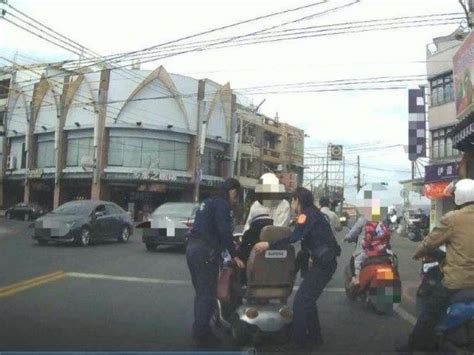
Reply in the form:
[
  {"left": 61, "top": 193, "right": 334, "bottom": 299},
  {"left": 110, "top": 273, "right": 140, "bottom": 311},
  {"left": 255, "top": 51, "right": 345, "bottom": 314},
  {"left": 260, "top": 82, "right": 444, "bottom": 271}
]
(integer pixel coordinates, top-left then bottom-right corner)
[
  {"left": 91, "top": 204, "right": 109, "bottom": 238},
  {"left": 105, "top": 204, "right": 121, "bottom": 238}
]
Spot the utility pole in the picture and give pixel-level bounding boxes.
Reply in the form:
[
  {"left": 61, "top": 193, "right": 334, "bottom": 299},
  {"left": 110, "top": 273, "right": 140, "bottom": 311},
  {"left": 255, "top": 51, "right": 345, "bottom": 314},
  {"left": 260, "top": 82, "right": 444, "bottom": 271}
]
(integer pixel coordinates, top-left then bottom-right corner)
[
  {"left": 193, "top": 79, "right": 206, "bottom": 203},
  {"left": 236, "top": 116, "right": 243, "bottom": 179},
  {"left": 325, "top": 143, "right": 330, "bottom": 196},
  {"left": 356, "top": 155, "right": 361, "bottom": 193}
]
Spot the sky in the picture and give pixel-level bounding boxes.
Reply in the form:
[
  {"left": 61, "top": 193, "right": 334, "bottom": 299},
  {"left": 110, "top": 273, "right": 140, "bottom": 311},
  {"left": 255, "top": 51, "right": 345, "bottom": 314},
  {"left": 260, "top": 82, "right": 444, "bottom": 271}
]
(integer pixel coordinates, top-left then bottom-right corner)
[{"left": 0, "top": 0, "right": 466, "bottom": 206}]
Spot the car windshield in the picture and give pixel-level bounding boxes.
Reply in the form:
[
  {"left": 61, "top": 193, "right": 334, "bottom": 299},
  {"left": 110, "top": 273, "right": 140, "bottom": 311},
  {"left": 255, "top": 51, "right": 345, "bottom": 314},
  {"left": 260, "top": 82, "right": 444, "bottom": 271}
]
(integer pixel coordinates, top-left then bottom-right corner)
[
  {"left": 52, "top": 202, "right": 94, "bottom": 216},
  {"left": 153, "top": 203, "right": 197, "bottom": 217}
]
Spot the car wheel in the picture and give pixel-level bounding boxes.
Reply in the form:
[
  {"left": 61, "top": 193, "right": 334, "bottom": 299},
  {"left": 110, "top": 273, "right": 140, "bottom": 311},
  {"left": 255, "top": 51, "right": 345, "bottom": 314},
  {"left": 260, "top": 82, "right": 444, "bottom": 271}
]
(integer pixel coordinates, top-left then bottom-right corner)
[
  {"left": 146, "top": 243, "right": 157, "bottom": 251},
  {"left": 118, "top": 226, "right": 131, "bottom": 243},
  {"left": 24, "top": 213, "right": 30, "bottom": 221},
  {"left": 38, "top": 240, "right": 48, "bottom": 246},
  {"left": 76, "top": 227, "right": 91, "bottom": 247}
]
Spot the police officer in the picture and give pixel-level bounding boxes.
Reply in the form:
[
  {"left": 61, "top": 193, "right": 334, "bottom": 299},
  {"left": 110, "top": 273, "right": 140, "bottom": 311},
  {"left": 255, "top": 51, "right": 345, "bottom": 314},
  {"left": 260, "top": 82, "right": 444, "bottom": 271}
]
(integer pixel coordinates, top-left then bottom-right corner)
[
  {"left": 254, "top": 187, "right": 340, "bottom": 350},
  {"left": 186, "top": 178, "right": 245, "bottom": 347}
]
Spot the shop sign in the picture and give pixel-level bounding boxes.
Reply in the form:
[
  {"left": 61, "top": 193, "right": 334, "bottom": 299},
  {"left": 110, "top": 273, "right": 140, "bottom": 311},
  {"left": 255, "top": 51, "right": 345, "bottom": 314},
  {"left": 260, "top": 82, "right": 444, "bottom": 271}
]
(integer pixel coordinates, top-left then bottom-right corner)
[
  {"left": 454, "top": 32, "right": 474, "bottom": 117},
  {"left": 424, "top": 162, "right": 459, "bottom": 184},
  {"left": 453, "top": 122, "right": 474, "bottom": 146},
  {"left": 137, "top": 183, "right": 167, "bottom": 193},
  {"left": 132, "top": 169, "right": 178, "bottom": 182},
  {"left": 27, "top": 169, "right": 44, "bottom": 179},
  {"left": 201, "top": 179, "right": 222, "bottom": 187},
  {"left": 423, "top": 181, "right": 451, "bottom": 200}
]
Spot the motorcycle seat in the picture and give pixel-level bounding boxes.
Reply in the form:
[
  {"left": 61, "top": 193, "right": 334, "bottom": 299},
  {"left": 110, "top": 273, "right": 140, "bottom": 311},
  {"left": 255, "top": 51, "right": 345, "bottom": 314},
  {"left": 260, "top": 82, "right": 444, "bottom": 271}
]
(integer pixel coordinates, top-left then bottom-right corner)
[
  {"left": 451, "top": 288, "right": 474, "bottom": 304},
  {"left": 246, "top": 226, "right": 295, "bottom": 301}
]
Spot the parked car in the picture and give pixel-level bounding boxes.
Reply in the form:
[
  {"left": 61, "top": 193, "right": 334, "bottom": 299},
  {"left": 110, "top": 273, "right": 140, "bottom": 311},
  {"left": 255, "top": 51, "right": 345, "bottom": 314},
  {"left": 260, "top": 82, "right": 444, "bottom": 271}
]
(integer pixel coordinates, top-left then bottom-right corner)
[
  {"left": 138, "top": 202, "right": 198, "bottom": 251},
  {"left": 32, "top": 200, "right": 134, "bottom": 246},
  {"left": 6, "top": 202, "right": 46, "bottom": 221}
]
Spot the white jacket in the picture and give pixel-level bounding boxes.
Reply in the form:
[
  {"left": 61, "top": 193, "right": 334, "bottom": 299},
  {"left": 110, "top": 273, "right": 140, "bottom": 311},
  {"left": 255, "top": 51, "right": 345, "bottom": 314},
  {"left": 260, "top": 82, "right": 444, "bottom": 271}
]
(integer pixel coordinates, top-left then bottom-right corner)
[{"left": 244, "top": 200, "right": 291, "bottom": 232}]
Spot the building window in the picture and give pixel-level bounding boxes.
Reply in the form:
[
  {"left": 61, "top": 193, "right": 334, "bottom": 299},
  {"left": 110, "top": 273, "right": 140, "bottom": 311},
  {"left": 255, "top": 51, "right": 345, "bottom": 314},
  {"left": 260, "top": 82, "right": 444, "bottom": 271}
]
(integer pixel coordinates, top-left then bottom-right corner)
[
  {"left": 108, "top": 137, "right": 188, "bottom": 171},
  {"left": 202, "top": 147, "right": 221, "bottom": 176},
  {"left": 431, "top": 127, "right": 460, "bottom": 160},
  {"left": 21, "top": 142, "right": 26, "bottom": 169},
  {"left": 0, "top": 79, "right": 10, "bottom": 99},
  {"left": 0, "top": 110, "right": 5, "bottom": 126},
  {"left": 430, "top": 72, "right": 454, "bottom": 106},
  {"left": 37, "top": 140, "right": 55, "bottom": 168},
  {"left": 67, "top": 137, "right": 94, "bottom": 167}
]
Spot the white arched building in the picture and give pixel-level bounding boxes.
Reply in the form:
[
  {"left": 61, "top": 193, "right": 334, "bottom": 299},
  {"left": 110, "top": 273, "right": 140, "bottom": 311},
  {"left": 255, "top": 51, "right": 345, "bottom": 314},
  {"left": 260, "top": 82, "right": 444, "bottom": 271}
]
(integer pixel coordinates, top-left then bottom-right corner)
[{"left": 3, "top": 64, "right": 234, "bottom": 217}]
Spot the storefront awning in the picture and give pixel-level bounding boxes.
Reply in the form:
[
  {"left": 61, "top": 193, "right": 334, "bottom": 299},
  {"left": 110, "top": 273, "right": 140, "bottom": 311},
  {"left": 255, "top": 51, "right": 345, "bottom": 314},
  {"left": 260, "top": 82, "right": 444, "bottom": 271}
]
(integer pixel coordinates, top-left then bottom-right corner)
[{"left": 453, "top": 113, "right": 474, "bottom": 151}]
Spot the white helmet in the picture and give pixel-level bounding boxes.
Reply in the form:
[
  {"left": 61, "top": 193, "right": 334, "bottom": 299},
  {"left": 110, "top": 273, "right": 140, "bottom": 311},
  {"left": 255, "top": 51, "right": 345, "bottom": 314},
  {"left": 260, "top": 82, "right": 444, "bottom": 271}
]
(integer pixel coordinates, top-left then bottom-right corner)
[
  {"left": 454, "top": 179, "right": 474, "bottom": 206},
  {"left": 255, "top": 173, "right": 286, "bottom": 194}
]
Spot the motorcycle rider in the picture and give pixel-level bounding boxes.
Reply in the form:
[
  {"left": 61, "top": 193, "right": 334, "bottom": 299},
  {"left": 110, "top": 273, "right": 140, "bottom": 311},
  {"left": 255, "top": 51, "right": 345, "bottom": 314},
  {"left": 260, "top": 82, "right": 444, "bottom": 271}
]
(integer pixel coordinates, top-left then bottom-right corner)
[
  {"left": 254, "top": 187, "right": 340, "bottom": 350},
  {"left": 398, "top": 178, "right": 474, "bottom": 353},
  {"left": 344, "top": 210, "right": 369, "bottom": 284},
  {"left": 243, "top": 173, "right": 291, "bottom": 232}
]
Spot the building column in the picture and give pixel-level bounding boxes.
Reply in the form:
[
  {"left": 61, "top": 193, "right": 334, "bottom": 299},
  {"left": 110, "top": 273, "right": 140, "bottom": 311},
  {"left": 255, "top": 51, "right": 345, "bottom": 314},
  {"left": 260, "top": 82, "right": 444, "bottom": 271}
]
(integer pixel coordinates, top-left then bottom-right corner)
[
  {"left": 23, "top": 103, "right": 34, "bottom": 204},
  {"left": 91, "top": 69, "right": 111, "bottom": 201}
]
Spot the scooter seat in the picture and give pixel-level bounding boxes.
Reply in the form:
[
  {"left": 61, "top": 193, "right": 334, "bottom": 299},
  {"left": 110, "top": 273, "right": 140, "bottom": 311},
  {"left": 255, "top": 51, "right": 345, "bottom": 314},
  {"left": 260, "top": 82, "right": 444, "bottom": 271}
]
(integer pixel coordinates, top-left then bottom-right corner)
[
  {"left": 246, "top": 226, "right": 295, "bottom": 301},
  {"left": 451, "top": 289, "right": 474, "bottom": 304}
]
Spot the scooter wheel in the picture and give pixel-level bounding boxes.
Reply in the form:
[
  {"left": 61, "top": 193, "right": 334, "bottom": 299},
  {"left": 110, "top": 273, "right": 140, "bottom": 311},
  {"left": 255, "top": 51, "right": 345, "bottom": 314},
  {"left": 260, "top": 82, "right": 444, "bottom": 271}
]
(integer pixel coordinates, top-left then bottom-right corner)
[{"left": 231, "top": 315, "right": 253, "bottom": 346}]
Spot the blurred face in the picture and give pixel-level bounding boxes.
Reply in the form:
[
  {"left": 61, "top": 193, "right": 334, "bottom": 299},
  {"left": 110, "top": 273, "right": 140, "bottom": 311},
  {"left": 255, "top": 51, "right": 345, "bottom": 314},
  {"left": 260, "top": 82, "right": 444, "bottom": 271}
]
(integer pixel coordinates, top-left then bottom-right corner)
[{"left": 228, "top": 188, "right": 239, "bottom": 206}]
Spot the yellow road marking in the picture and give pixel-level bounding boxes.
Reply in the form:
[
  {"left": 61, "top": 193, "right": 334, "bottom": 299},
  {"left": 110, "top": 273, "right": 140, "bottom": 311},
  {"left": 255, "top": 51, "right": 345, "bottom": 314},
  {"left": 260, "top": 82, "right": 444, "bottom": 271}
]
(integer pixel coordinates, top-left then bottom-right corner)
[{"left": 0, "top": 271, "right": 66, "bottom": 298}]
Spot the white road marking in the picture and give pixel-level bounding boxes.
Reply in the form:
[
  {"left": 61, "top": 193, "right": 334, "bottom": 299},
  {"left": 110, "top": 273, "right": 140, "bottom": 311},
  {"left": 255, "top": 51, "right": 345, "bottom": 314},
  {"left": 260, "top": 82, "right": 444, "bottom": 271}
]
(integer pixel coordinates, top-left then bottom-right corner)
[
  {"left": 66, "top": 272, "right": 190, "bottom": 285},
  {"left": 67, "top": 272, "right": 418, "bottom": 325},
  {"left": 394, "top": 305, "right": 417, "bottom": 325}
]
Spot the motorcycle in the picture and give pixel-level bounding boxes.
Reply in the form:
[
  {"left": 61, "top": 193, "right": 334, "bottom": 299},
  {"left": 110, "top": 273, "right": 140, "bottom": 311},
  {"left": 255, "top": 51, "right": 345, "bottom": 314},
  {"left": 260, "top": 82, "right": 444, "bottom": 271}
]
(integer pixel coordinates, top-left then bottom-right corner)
[
  {"left": 212, "top": 226, "right": 296, "bottom": 345},
  {"left": 344, "top": 252, "right": 401, "bottom": 315},
  {"left": 417, "top": 248, "right": 474, "bottom": 352}
]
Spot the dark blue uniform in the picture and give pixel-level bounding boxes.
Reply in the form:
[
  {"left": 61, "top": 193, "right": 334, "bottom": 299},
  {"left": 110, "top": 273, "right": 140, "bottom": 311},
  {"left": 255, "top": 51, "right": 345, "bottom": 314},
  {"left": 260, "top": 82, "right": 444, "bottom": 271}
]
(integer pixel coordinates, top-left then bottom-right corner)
[
  {"left": 271, "top": 207, "right": 340, "bottom": 347},
  {"left": 186, "top": 197, "right": 237, "bottom": 339}
]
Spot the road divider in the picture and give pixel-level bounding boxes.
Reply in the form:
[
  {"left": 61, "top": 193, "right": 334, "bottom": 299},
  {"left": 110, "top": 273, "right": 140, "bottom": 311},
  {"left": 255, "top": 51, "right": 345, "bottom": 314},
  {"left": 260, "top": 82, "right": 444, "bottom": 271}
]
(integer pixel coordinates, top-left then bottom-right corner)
[{"left": 0, "top": 271, "right": 66, "bottom": 298}]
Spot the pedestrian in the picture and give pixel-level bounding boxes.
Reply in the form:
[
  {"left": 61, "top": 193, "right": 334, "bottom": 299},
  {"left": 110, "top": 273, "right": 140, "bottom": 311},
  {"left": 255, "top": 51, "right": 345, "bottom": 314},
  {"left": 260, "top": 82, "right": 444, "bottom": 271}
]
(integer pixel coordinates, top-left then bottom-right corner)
[
  {"left": 319, "top": 196, "right": 342, "bottom": 234},
  {"left": 253, "top": 187, "right": 341, "bottom": 351},
  {"left": 397, "top": 179, "right": 474, "bottom": 353},
  {"left": 186, "top": 178, "right": 245, "bottom": 348}
]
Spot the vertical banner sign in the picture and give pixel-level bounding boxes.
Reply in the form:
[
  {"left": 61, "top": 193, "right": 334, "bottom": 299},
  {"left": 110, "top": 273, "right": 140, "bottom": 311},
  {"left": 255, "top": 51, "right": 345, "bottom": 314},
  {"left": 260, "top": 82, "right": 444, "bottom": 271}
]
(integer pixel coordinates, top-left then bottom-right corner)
[{"left": 408, "top": 88, "right": 426, "bottom": 161}]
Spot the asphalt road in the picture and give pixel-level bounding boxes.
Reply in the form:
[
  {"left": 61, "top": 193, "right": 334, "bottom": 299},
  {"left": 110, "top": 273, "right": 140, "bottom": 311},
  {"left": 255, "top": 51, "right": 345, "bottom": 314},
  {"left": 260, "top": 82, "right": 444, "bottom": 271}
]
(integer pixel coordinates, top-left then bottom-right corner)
[{"left": 0, "top": 218, "right": 422, "bottom": 353}]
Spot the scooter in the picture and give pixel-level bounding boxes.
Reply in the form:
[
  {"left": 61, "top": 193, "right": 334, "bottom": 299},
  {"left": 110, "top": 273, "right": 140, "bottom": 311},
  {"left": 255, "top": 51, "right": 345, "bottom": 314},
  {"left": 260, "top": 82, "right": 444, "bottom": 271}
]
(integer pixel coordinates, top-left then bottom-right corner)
[
  {"left": 344, "top": 252, "right": 401, "bottom": 315},
  {"left": 417, "top": 248, "right": 474, "bottom": 352},
  {"left": 212, "top": 226, "right": 296, "bottom": 345}
]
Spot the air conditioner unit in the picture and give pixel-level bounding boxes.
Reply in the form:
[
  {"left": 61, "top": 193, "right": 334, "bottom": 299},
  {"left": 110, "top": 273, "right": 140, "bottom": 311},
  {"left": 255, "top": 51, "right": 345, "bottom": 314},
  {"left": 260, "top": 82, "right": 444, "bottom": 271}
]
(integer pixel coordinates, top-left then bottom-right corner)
[{"left": 6, "top": 156, "right": 17, "bottom": 170}]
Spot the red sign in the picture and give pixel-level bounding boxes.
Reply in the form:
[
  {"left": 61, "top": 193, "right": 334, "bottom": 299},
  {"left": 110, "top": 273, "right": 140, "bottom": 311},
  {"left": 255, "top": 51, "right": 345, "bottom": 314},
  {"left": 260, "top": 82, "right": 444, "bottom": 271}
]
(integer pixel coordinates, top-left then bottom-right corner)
[{"left": 423, "top": 181, "right": 451, "bottom": 200}]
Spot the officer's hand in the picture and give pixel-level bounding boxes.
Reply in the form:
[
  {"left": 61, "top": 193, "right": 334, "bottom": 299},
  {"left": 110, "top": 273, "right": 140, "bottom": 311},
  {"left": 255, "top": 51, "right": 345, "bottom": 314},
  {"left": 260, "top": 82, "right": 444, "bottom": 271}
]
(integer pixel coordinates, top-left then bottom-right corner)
[
  {"left": 254, "top": 241, "right": 270, "bottom": 255},
  {"left": 233, "top": 257, "right": 245, "bottom": 269}
]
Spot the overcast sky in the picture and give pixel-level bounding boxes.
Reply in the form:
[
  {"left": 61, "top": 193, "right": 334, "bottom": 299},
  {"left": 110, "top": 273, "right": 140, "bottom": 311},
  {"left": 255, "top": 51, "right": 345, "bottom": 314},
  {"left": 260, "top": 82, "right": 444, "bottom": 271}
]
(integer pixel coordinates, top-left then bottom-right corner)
[{"left": 0, "top": 0, "right": 466, "bottom": 206}]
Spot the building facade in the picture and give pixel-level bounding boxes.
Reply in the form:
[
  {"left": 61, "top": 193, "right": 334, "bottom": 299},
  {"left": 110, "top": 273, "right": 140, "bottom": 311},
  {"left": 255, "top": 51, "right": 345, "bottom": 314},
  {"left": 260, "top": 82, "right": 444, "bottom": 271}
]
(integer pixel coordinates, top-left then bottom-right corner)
[
  {"left": 1, "top": 63, "right": 304, "bottom": 219},
  {"left": 423, "top": 29, "right": 466, "bottom": 226},
  {"left": 235, "top": 105, "right": 304, "bottom": 191}
]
